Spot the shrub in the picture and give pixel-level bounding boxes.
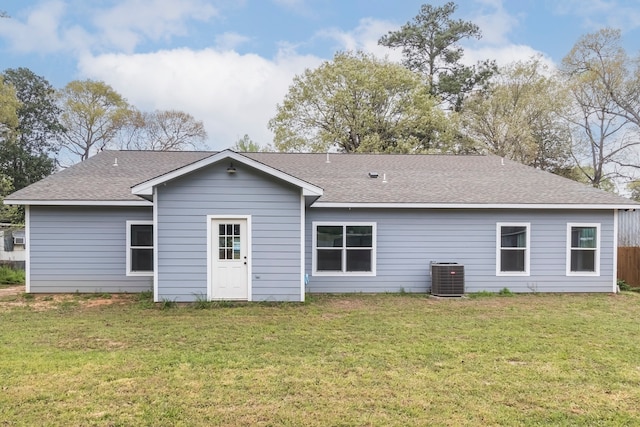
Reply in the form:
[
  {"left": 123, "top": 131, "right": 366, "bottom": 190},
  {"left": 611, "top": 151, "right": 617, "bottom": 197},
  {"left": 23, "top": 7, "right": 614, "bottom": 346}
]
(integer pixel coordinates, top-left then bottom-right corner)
[
  {"left": 0, "top": 266, "right": 25, "bottom": 285},
  {"left": 617, "top": 279, "right": 631, "bottom": 291}
]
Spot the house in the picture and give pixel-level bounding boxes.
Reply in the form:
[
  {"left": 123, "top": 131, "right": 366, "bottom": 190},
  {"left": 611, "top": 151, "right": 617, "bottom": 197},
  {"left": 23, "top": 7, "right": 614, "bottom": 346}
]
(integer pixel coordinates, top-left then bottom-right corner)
[
  {"left": 0, "top": 227, "right": 26, "bottom": 269},
  {"left": 4, "top": 150, "right": 637, "bottom": 302}
]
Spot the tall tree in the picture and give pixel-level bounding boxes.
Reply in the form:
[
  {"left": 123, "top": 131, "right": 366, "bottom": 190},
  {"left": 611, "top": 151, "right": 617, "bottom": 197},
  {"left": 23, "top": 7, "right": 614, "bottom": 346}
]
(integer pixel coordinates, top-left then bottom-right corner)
[
  {"left": 0, "top": 77, "right": 21, "bottom": 223},
  {"left": 379, "top": 1, "right": 496, "bottom": 111},
  {"left": 0, "top": 76, "right": 19, "bottom": 141},
  {"left": 461, "top": 58, "right": 572, "bottom": 173},
  {"left": 2, "top": 68, "right": 63, "bottom": 190},
  {"left": 231, "top": 134, "right": 270, "bottom": 152},
  {"left": 561, "top": 29, "right": 640, "bottom": 188},
  {"left": 117, "top": 109, "right": 207, "bottom": 151},
  {"left": 57, "top": 80, "right": 131, "bottom": 162},
  {"left": 269, "top": 51, "right": 454, "bottom": 153}
]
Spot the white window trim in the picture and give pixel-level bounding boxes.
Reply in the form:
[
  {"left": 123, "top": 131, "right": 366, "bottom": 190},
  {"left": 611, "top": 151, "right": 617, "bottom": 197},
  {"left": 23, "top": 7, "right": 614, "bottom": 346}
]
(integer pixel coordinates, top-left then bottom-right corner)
[
  {"left": 312, "top": 221, "right": 376, "bottom": 277},
  {"left": 126, "top": 220, "right": 154, "bottom": 277},
  {"left": 566, "top": 222, "right": 600, "bottom": 276},
  {"left": 496, "top": 222, "right": 531, "bottom": 276}
]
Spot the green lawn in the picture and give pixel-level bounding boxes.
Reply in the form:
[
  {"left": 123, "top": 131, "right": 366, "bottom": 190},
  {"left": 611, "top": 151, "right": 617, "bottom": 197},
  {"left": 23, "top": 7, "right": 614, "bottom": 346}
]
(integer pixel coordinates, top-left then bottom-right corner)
[{"left": 1, "top": 291, "right": 639, "bottom": 426}]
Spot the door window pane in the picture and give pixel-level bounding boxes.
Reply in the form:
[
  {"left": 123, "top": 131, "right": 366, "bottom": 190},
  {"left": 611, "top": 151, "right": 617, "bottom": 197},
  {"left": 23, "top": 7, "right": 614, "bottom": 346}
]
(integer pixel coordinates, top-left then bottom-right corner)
[{"left": 219, "top": 223, "right": 242, "bottom": 260}]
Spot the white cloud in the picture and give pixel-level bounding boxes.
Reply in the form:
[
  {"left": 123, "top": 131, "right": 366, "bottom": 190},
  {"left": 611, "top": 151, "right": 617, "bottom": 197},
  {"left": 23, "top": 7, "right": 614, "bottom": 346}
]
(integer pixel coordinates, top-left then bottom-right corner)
[
  {"left": 77, "top": 48, "right": 323, "bottom": 150},
  {"left": 316, "top": 17, "right": 403, "bottom": 61},
  {"left": 551, "top": 0, "right": 640, "bottom": 31},
  {"left": 0, "top": 0, "right": 218, "bottom": 55},
  {"left": 0, "top": 0, "right": 91, "bottom": 54},
  {"left": 463, "top": 45, "right": 555, "bottom": 70},
  {"left": 92, "top": 0, "right": 218, "bottom": 52},
  {"left": 214, "top": 32, "right": 251, "bottom": 51},
  {"left": 471, "top": 0, "right": 519, "bottom": 45}
]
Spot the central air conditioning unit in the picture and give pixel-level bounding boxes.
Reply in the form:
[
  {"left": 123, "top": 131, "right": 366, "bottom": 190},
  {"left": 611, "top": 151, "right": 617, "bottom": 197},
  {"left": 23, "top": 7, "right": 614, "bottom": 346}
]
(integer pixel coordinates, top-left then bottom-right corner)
[{"left": 430, "top": 262, "right": 465, "bottom": 296}]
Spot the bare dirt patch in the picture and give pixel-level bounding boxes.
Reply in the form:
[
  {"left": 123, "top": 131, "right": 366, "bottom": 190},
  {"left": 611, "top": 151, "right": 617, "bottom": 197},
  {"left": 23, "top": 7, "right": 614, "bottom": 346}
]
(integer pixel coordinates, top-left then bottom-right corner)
[
  {"left": 0, "top": 290, "right": 138, "bottom": 311},
  {"left": 0, "top": 284, "right": 25, "bottom": 296}
]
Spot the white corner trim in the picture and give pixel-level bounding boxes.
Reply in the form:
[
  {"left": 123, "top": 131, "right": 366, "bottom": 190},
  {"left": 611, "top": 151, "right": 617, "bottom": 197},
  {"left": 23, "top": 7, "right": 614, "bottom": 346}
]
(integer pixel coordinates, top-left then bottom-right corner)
[
  {"left": 613, "top": 210, "right": 619, "bottom": 292},
  {"left": 300, "top": 192, "right": 305, "bottom": 302},
  {"left": 24, "top": 206, "right": 30, "bottom": 293},
  {"left": 132, "top": 150, "right": 323, "bottom": 197},
  {"left": 153, "top": 188, "right": 159, "bottom": 302}
]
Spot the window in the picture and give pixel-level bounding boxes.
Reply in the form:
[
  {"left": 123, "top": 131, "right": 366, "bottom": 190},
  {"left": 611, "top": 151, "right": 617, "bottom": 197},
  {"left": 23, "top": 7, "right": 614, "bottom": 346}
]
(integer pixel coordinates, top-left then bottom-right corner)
[
  {"left": 496, "top": 222, "right": 530, "bottom": 276},
  {"left": 126, "top": 221, "right": 153, "bottom": 276},
  {"left": 567, "top": 223, "right": 600, "bottom": 275},
  {"left": 313, "top": 222, "right": 376, "bottom": 276}
]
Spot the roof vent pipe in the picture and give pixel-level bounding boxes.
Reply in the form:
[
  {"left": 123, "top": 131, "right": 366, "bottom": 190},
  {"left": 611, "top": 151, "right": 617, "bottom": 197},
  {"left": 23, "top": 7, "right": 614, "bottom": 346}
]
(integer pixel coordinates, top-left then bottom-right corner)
[
  {"left": 382, "top": 173, "right": 387, "bottom": 183},
  {"left": 113, "top": 158, "right": 118, "bottom": 167},
  {"left": 326, "top": 152, "right": 330, "bottom": 163}
]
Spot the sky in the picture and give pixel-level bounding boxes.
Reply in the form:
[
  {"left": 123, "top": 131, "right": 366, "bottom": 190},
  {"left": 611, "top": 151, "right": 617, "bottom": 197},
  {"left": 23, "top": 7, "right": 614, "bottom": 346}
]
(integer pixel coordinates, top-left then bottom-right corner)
[{"left": 1, "top": 0, "right": 640, "bottom": 151}]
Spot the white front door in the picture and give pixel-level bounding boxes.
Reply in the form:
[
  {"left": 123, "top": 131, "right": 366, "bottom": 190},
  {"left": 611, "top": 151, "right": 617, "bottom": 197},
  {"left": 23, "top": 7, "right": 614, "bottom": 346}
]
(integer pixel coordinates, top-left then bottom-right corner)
[{"left": 211, "top": 218, "right": 249, "bottom": 300}]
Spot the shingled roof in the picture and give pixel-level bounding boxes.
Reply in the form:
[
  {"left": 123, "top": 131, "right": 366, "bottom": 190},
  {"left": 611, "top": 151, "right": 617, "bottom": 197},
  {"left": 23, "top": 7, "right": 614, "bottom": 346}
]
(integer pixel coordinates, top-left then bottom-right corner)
[{"left": 5, "top": 150, "right": 637, "bottom": 208}]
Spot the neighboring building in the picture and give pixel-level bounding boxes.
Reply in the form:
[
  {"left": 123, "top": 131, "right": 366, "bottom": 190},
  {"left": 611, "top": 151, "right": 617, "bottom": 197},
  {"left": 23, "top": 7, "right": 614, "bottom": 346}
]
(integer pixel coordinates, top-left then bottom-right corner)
[
  {"left": 4, "top": 150, "right": 637, "bottom": 301},
  {"left": 0, "top": 227, "right": 26, "bottom": 268}
]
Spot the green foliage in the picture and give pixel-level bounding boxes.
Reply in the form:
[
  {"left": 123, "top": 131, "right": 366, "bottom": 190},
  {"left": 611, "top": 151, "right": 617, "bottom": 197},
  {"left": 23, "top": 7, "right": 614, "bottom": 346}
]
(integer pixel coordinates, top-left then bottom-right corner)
[
  {"left": 135, "top": 290, "right": 155, "bottom": 309},
  {"left": 617, "top": 279, "right": 631, "bottom": 291},
  {"left": 0, "top": 266, "right": 24, "bottom": 285},
  {"left": 627, "top": 180, "right": 640, "bottom": 201},
  {"left": 468, "top": 290, "right": 494, "bottom": 298},
  {"left": 2, "top": 68, "right": 61, "bottom": 191},
  {"left": 193, "top": 294, "right": 213, "bottom": 309},
  {"left": 0, "top": 76, "right": 19, "bottom": 136},
  {"left": 231, "top": 134, "right": 271, "bottom": 152},
  {"left": 57, "top": 79, "right": 131, "bottom": 162},
  {"left": 498, "top": 287, "right": 514, "bottom": 296},
  {"left": 159, "top": 298, "right": 177, "bottom": 309},
  {"left": 379, "top": 1, "right": 496, "bottom": 111},
  {"left": 269, "top": 51, "right": 456, "bottom": 154},
  {"left": 461, "top": 57, "right": 572, "bottom": 174}
]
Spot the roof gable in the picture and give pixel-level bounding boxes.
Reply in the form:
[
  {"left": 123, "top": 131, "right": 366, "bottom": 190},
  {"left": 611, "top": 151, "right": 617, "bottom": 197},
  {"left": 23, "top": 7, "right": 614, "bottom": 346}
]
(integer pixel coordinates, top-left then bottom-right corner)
[{"left": 131, "top": 150, "right": 323, "bottom": 197}]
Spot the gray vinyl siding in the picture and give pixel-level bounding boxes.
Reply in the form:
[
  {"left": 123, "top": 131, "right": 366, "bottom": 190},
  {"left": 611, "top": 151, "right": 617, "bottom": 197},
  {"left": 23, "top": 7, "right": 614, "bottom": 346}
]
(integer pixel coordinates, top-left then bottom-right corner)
[
  {"left": 29, "top": 206, "right": 153, "bottom": 293},
  {"left": 156, "top": 162, "right": 302, "bottom": 302},
  {"left": 306, "top": 209, "right": 616, "bottom": 294}
]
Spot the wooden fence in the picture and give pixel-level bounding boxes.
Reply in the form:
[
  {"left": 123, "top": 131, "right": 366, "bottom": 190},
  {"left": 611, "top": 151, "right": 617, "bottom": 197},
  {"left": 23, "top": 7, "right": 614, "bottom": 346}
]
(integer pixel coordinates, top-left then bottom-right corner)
[
  {"left": 618, "top": 210, "right": 640, "bottom": 287},
  {"left": 618, "top": 247, "right": 640, "bottom": 287}
]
